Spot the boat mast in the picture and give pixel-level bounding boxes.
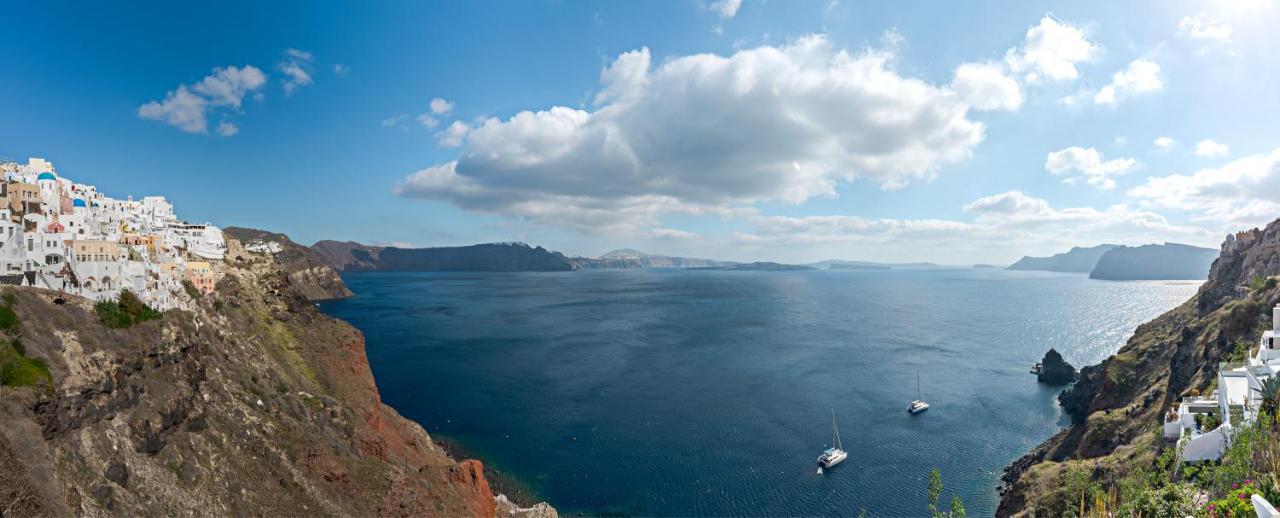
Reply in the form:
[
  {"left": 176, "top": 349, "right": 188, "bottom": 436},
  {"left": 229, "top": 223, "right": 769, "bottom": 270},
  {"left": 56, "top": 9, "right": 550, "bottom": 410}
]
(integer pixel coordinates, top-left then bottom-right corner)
[
  {"left": 831, "top": 409, "right": 842, "bottom": 450},
  {"left": 916, "top": 370, "right": 922, "bottom": 401}
]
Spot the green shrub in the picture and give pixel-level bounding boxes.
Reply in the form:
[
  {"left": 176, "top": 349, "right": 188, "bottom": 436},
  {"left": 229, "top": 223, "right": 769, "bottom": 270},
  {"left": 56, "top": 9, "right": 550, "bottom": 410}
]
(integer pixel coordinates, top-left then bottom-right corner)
[
  {"left": 1207, "top": 479, "right": 1260, "bottom": 517},
  {"left": 95, "top": 290, "right": 162, "bottom": 328},
  {"left": 182, "top": 280, "right": 201, "bottom": 300},
  {"left": 1, "top": 356, "right": 51, "bottom": 387},
  {"left": 0, "top": 304, "right": 17, "bottom": 335}
]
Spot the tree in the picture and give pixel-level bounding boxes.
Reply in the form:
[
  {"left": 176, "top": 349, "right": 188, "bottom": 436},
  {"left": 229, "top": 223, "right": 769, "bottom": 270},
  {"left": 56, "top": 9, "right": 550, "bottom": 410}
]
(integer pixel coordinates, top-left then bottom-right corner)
[
  {"left": 928, "top": 468, "right": 943, "bottom": 517},
  {"left": 949, "top": 495, "right": 965, "bottom": 518},
  {"left": 1256, "top": 376, "right": 1280, "bottom": 417}
]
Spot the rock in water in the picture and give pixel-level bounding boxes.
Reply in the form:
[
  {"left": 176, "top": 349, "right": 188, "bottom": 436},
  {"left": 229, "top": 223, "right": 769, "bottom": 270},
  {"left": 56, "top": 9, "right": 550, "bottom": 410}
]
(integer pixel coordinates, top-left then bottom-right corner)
[{"left": 1036, "top": 348, "right": 1077, "bottom": 385}]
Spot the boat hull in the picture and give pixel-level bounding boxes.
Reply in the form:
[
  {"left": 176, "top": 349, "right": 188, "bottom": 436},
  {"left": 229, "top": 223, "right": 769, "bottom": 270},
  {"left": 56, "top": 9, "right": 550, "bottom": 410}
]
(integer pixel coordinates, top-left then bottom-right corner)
[{"left": 818, "top": 450, "right": 848, "bottom": 469}]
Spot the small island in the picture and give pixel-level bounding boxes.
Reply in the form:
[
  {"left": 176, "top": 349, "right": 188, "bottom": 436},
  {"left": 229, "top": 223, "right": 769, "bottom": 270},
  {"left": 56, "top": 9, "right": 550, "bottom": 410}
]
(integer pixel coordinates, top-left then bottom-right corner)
[
  {"left": 689, "top": 262, "right": 814, "bottom": 271},
  {"left": 1035, "top": 348, "right": 1078, "bottom": 385}
]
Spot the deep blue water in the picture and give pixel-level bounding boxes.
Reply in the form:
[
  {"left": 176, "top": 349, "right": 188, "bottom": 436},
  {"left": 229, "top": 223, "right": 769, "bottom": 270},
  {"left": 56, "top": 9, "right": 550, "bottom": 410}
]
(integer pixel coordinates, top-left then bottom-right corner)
[{"left": 320, "top": 268, "right": 1199, "bottom": 517}]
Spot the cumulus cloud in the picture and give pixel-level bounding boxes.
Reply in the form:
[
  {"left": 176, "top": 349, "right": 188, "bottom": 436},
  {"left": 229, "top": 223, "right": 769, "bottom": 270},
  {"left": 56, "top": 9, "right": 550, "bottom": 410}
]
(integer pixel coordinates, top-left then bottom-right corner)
[
  {"left": 1195, "top": 139, "right": 1230, "bottom": 157},
  {"left": 138, "top": 65, "right": 266, "bottom": 135},
  {"left": 951, "top": 62, "right": 1023, "bottom": 111},
  {"left": 1094, "top": 59, "right": 1163, "bottom": 105},
  {"left": 1130, "top": 149, "right": 1280, "bottom": 228},
  {"left": 397, "top": 35, "right": 999, "bottom": 234},
  {"left": 417, "top": 113, "right": 439, "bottom": 128},
  {"left": 731, "top": 190, "right": 1212, "bottom": 262},
  {"left": 192, "top": 66, "right": 268, "bottom": 108},
  {"left": 1045, "top": 146, "right": 1137, "bottom": 189},
  {"left": 1154, "top": 136, "right": 1176, "bottom": 151},
  {"left": 435, "top": 120, "right": 471, "bottom": 147},
  {"left": 429, "top": 97, "right": 454, "bottom": 114},
  {"left": 216, "top": 121, "right": 239, "bottom": 137},
  {"left": 279, "top": 48, "right": 315, "bottom": 95},
  {"left": 1004, "top": 15, "right": 1101, "bottom": 83}
]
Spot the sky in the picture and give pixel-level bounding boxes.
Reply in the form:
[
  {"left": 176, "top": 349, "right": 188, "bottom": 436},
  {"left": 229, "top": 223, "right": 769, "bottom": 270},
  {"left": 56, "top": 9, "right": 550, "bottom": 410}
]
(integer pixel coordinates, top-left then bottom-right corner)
[{"left": 2, "top": 0, "right": 1278, "bottom": 264}]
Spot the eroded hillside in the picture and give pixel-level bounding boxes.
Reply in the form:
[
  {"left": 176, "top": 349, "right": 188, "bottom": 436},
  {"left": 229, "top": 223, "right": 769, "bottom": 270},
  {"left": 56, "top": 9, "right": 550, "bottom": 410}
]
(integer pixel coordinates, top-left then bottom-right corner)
[{"left": 0, "top": 231, "right": 555, "bottom": 517}]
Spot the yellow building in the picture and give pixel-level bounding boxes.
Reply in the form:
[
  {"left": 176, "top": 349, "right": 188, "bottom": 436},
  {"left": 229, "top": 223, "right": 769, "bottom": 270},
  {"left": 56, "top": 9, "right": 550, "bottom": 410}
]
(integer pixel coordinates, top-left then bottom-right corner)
[{"left": 69, "top": 240, "right": 122, "bottom": 262}]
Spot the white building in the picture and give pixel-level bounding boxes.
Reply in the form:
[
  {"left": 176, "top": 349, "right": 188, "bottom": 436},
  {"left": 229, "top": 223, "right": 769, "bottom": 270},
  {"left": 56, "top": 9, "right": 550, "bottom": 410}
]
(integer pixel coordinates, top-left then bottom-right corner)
[
  {"left": 1167, "top": 303, "right": 1280, "bottom": 462},
  {"left": 0, "top": 158, "right": 224, "bottom": 309}
]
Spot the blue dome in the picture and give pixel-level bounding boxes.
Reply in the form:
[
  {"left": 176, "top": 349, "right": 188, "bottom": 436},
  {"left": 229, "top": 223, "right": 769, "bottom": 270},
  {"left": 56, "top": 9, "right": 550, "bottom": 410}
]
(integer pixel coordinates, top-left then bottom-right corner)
[
  {"left": 72, "top": 199, "right": 87, "bottom": 208},
  {"left": 36, "top": 172, "right": 56, "bottom": 182}
]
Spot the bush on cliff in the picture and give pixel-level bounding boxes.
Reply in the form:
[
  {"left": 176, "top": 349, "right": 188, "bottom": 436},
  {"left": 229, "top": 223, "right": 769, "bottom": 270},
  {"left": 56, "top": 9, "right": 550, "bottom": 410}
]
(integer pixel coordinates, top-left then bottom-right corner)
[
  {"left": 0, "top": 307, "right": 51, "bottom": 389},
  {"left": 95, "top": 290, "right": 162, "bottom": 329}
]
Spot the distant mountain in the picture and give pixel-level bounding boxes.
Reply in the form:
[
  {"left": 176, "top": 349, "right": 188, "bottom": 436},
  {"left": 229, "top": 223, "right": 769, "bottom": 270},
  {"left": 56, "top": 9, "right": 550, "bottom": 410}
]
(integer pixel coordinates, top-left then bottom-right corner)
[
  {"left": 828, "top": 263, "right": 890, "bottom": 271},
  {"left": 809, "top": 259, "right": 939, "bottom": 270},
  {"left": 310, "top": 240, "right": 578, "bottom": 272},
  {"left": 1007, "top": 244, "right": 1120, "bottom": 273},
  {"left": 586, "top": 249, "right": 735, "bottom": 269},
  {"left": 1089, "top": 243, "right": 1218, "bottom": 280},
  {"left": 689, "top": 262, "right": 814, "bottom": 271}
]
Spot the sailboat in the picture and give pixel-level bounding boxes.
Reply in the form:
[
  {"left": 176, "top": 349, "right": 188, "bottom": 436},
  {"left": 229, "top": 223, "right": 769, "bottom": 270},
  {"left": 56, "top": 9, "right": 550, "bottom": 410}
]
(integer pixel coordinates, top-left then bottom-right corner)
[
  {"left": 908, "top": 370, "right": 930, "bottom": 414},
  {"left": 816, "top": 409, "right": 848, "bottom": 471}
]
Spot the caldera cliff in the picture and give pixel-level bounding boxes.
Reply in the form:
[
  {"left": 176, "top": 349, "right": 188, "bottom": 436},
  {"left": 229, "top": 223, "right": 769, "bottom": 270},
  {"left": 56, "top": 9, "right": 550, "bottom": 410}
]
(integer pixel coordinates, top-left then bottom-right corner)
[
  {"left": 0, "top": 229, "right": 555, "bottom": 517},
  {"left": 998, "top": 220, "right": 1280, "bottom": 515}
]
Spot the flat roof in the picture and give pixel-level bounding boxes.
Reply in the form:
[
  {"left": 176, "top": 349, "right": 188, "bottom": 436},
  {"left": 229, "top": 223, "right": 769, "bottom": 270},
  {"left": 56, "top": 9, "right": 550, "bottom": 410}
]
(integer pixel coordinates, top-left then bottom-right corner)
[{"left": 1223, "top": 375, "right": 1250, "bottom": 405}]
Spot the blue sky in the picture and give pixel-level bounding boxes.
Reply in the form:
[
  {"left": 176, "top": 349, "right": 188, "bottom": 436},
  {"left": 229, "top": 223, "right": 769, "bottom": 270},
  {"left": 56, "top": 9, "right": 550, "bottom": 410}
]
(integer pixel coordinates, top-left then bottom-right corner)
[{"left": 3, "top": 0, "right": 1278, "bottom": 264}]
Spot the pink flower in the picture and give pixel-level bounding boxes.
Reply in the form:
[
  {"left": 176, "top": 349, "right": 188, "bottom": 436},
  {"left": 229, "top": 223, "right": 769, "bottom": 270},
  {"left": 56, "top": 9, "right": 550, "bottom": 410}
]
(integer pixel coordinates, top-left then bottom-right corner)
[{"left": 1233, "top": 482, "right": 1239, "bottom": 489}]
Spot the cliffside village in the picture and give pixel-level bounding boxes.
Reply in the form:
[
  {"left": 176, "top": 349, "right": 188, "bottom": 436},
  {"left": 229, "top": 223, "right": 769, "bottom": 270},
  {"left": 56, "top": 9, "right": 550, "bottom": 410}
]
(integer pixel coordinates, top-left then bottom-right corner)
[
  {"left": 0, "top": 157, "right": 225, "bottom": 310},
  {"left": 1166, "top": 300, "right": 1280, "bottom": 465}
]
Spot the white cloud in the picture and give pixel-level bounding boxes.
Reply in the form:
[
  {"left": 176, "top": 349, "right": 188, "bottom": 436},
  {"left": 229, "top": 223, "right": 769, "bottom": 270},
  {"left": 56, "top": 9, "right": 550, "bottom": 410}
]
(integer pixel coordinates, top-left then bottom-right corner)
[
  {"left": 216, "top": 121, "right": 239, "bottom": 137},
  {"left": 709, "top": 0, "right": 741, "bottom": 19},
  {"left": 1094, "top": 59, "right": 1163, "bottom": 105},
  {"left": 1004, "top": 15, "right": 1101, "bottom": 83},
  {"left": 285, "top": 48, "right": 313, "bottom": 61},
  {"left": 1195, "top": 139, "right": 1230, "bottom": 157},
  {"left": 649, "top": 228, "right": 700, "bottom": 241},
  {"left": 396, "top": 36, "right": 995, "bottom": 234},
  {"left": 139, "top": 86, "right": 210, "bottom": 133},
  {"left": 1130, "top": 149, "right": 1280, "bottom": 228},
  {"left": 951, "top": 62, "right": 1023, "bottom": 111},
  {"left": 333, "top": 63, "right": 350, "bottom": 76},
  {"left": 279, "top": 48, "right": 314, "bottom": 95},
  {"left": 192, "top": 66, "right": 267, "bottom": 108},
  {"left": 417, "top": 114, "right": 439, "bottom": 128},
  {"left": 435, "top": 120, "right": 471, "bottom": 147},
  {"left": 1154, "top": 136, "right": 1176, "bottom": 151},
  {"left": 732, "top": 191, "right": 1211, "bottom": 262},
  {"left": 138, "top": 65, "right": 267, "bottom": 135},
  {"left": 1045, "top": 146, "right": 1137, "bottom": 189},
  {"left": 429, "top": 97, "right": 454, "bottom": 115},
  {"left": 1178, "top": 14, "right": 1232, "bottom": 42},
  {"left": 381, "top": 114, "right": 407, "bottom": 128}
]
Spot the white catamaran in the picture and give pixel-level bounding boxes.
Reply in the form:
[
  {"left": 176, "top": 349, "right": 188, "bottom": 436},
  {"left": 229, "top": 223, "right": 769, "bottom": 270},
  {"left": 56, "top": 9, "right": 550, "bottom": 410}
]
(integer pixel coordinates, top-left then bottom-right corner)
[
  {"left": 908, "top": 370, "right": 929, "bottom": 414},
  {"left": 816, "top": 409, "right": 848, "bottom": 472}
]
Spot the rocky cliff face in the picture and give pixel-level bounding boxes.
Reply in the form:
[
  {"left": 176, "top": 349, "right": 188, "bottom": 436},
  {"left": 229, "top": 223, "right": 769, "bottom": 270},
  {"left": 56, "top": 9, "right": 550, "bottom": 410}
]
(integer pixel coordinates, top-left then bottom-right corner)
[
  {"left": 0, "top": 230, "right": 555, "bottom": 517},
  {"left": 1008, "top": 244, "right": 1120, "bottom": 273},
  {"left": 224, "top": 228, "right": 353, "bottom": 301},
  {"left": 1088, "top": 242, "right": 1218, "bottom": 281},
  {"left": 998, "top": 220, "right": 1280, "bottom": 516}
]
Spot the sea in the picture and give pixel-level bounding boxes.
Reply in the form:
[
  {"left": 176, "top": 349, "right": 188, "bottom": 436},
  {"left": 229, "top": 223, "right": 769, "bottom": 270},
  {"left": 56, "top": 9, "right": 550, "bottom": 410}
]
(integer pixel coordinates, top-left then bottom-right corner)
[{"left": 320, "top": 267, "right": 1200, "bottom": 516}]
